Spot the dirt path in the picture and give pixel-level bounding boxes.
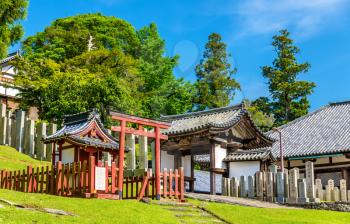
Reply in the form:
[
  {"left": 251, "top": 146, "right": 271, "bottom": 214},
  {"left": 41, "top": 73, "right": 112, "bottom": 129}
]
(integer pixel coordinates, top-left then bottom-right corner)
[{"left": 185, "top": 193, "right": 300, "bottom": 209}]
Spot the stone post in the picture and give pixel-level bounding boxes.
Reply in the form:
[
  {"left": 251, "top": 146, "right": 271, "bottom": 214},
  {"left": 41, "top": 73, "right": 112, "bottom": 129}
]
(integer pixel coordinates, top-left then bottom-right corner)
[
  {"left": 23, "top": 119, "right": 35, "bottom": 155},
  {"left": 284, "top": 169, "right": 289, "bottom": 198},
  {"left": 315, "top": 179, "right": 323, "bottom": 201},
  {"left": 348, "top": 190, "right": 350, "bottom": 202},
  {"left": 340, "top": 179, "right": 347, "bottom": 202},
  {"left": 266, "top": 172, "right": 274, "bottom": 202},
  {"left": 331, "top": 187, "right": 340, "bottom": 202},
  {"left": 222, "top": 178, "right": 227, "bottom": 196},
  {"left": 126, "top": 134, "right": 136, "bottom": 170},
  {"left": 138, "top": 133, "right": 148, "bottom": 170},
  {"left": 15, "top": 110, "right": 25, "bottom": 152},
  {"left": 0, "top": 103, "right": 6, "bottom": 117},
  {"left": 35, "top": 122, "right": 47, "bottom": 159},
  {"left": 268, "top": 164, "right": 278, "bottom": 173},
  {"left": 276, "top": 172, "right": 285, "bottom": 203},
  {"left": 239, "top": 176, "right": 246, "bottom": 198},
  {"left": 247, "top": 175, "right": 255, "bottom": 198},
  {"left": 287, "top": 168, "right": 299, "bottom": 203},
  {"left": 328, "top": 179, "right": 335, "bottom": 190},
  {"left": 325, "top": 185, "right": 332, "bottom": 201},
  {"left": 227, "top": 177, "right": 231, "bottom": 197},
  {"left": 46, "top": 123, "right": 57, "bottom": 161},
  {"left": 305, "top": 161, "right": 320, "bottom": 202},
  {"left": 255, "top": 171, "right": 264, "bottom": 200},
  {"left": 5, "top": 111, "right": 12, "bottom": 146},
  {"left": 0, "top": 115, "right": 7, "bottom": 145},
  {"left": 11, "top": 118, "right": 16, "bottom": 147},
  {"left": 231, "top": 177, "right": 239, "bottom": 197},
  {"left": 297, "top": 179, "right": 309, "bottom": 203}
]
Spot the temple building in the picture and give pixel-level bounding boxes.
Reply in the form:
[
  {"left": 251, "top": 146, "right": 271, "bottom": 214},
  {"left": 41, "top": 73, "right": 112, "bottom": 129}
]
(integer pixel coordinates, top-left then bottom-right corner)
[
  {"left": 160, "top": 103, "right": 275, "bottom": 194},
  {"left": 263, "top": 101, "right": 350, "bottom": 188},
  {"left": 43, "top": 109, "right": 124, "bottom": 165}
]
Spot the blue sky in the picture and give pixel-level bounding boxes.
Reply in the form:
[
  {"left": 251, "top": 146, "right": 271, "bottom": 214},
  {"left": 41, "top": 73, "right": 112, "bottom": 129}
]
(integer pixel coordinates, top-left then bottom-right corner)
[{"left": 12, "top": 0, "right": 350, "bottom": 111}]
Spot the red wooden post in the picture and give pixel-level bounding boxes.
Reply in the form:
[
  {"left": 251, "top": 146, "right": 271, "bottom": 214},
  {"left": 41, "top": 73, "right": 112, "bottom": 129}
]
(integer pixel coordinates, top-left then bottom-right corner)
[
  {"left": 0, "top": 170, "right": 3, "bottom": 188},
  {"left": 82, "top": 160, "right": 87, "bottom": 193},
  {"left": 77, "top": 161, "right": 81, "bottom": 193},
  {"left": 27, "top": 166, "right": 32, "bottom": 193},
  {"left": 40, "top": 167, "right": 44, "bottom": 193},
  {"left": 56, "top": 162, "right": 62, "bottom": 195},
  {"left": 111, "top": 161, "right": 116, "bottom": 194},
  {"left": 169, "top": 169, "right": 173, "bottom": 198},
  {"left": 61, "top": 163, "right": 65, "bottom": 196},
  {"left": 155, "top": 126, "right": 161, "bottom": 200},
  {"left": 72, "top": 163, "right": 76, "bottom": 193},
  {"left": 88, "top": 156, "right": 95, "bottom": 194},
  {"left": 50, "top": 164, "right": 55, "bottom": 194},
  {"left": 174, "top": 169, "right": 179, "bottom": 199},
  {"left": 105, "top": 161, "right": 109, "bottom": 193},
  {"left": 66, "top": 163, "right": 70, "bottom": 195},
  {"left": 21, "top": 169, "right": 25, "bottom": 192},
  {"left": 52, "top": 142, "right": 56, "bottom": 166},
  {"left": 45, "top": 166, "right": 50, "bottom": 193},
  {"left": 163, "top": 168, "right": 168, "bottom": 198},
  {"left": 137, "top": 169, "right": 150, "bottom": 200},
  {"left": 58, "top": 143, "right": 62, "bottom": 161},
  {"left": 117, "top": 119, "right": 126, "bottom": 199},
  {"left": 179, "top": 167, "right": 185, "bottom": 201},
  {"left": 8, "top": 171, "right": 12, "bottom": 190}
]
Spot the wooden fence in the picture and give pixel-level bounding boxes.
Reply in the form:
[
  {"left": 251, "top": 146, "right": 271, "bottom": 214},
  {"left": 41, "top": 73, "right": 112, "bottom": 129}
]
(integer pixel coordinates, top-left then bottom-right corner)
[{"left": 0, "top": 156, "right": 185, "bottom": 201}]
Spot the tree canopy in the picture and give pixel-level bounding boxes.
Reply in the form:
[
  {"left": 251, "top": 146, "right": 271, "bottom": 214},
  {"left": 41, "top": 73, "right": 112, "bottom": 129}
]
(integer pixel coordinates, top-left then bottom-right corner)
[
  {"left": 15, "top": 13, "right": 195, "bottom": 123},
  {"left": 194, "top": 33, "right": 240, "bottom": 111},
  {"left": 254, "top": 29, "right": 315, "bottom": 126},
  {"left": 0, "top": 0, "right": 28, "bottom": 58}
]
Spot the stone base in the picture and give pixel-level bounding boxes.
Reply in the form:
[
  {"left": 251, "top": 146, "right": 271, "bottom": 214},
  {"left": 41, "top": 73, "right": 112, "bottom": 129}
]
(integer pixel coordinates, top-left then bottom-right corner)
[
  {"left": 276, "top": 196, "right": 285, "bottom": 203},
  {"left": 297, "top": 197, "right": 310, "bottom": 203},
  {"left": 287, "top": 198, "right": 298, "bottom": 203},
  {"left": 309, "top": 198, "right": 321, "bottom": 203}
]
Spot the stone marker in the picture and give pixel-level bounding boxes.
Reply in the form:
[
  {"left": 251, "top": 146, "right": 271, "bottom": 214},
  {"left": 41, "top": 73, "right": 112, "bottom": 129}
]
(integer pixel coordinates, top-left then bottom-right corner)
[
  {"left": 247, "top": 175, "right": 255, "bottom": 198},
  {"left": 269, "top": 164, "right": 278, "bottom": 173},
  {"left": 340, "top": 179, "right": 347, "bottom": 202},
  {"left": 0, "top": 116, "right": 7, "bottom": 145},
  {"left": 331, "top": 187, "right": 340, "bottom": 202},
  {"left": 315, "top": 179, "right": 323, "bottom": 201},
  {"left": 23, "top": 119, "right": 35, "bottom": 155},
  {"left": 11, "top": 118, "right": 16, "bottom": 147},
  {"left": 5, "top": 112, "right": 12, "bottom": 146},
  {"left": 227, "top": 178, "right": 231, "bottom": 197},
  {"left": 276, "top": 172, "right": 285, "bottom": 203},
  {"left": 126, "top": 134, "right": 136, "bottom": 170},
  {"left": 328, "top": 179, "right": 334, "bottom": 190},
  {"left": 231, "top": 177, "right": 239, "bottom": 197},
  {"left": 255, "top": 172, "right": 264, "bottom": 200},
  {"left": 325, "top": 185, "right": 332, "bottom": 201},
  {"left": 266, "top": 172, "right": 274, "bottom": 202},
  {"left": 305, "top": 161, "right": 320, "bottom": 202},
  {"left": 239, "top": 176, "right": 247, "bottom": 198},
  {"left": 348, "top": 190, "right": 350, "bottom": 202},
  {"left": 0, "top": 103, "right": 6, "bottom": 117},
  {"left": 46, "top": 123, "right": 57, "bottom": 160},
  {"left": 15, "top": 110, "right": 25, "bottom": 152},
  {"left": 297, "top": 179, "right": 309, "bottom": 203},
  {"left": 284, "top": 170, "right": 289, "bottom": 198},
  {"left": 287, "top": 168, "right": 299, "bottom": 203},
  {"left": 138, "top": 132, "right": 148, "bottom": 170},
  {"left": 36, "top": 122, "right": 47, "bottom": 159}
]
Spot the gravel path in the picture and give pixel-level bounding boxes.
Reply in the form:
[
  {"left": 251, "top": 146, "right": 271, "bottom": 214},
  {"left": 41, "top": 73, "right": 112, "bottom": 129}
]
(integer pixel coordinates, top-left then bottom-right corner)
[{"left": 185, "top": 193, "right": 300, "bottom": 209}]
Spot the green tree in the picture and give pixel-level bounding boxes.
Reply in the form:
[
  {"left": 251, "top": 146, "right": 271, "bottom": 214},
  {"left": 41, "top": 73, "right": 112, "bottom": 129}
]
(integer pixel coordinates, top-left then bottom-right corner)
[
  {"left": 194, "top": 33, "right": 240, "bottom": 110},
  {"left": 244, "top": 100, "right": 274, "bottom": 132},
  {"left": 0, "top": 0, "right": 28, "bottom": 58},
  {"left": 16, "top": 14, "right": 195, "bottom": 122},
  {"left": 260, "top": 29, "right": 315, "bottom": 126}
]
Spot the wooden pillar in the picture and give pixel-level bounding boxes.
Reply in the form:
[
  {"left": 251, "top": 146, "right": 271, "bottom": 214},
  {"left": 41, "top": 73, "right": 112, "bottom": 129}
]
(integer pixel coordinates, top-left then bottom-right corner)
[
  {"left": 52, "top": 142, "right": 56, "bottom": 166},
  {"left": 210, "top": 142, "right": 216, "bottom": 195},
  {"left": 58, "top": 142, "right": 62, "bottom": 161},
  {"left": 190, "top": 155, "right": 194, "bottom": 192},
  {"left": 155, "top": 126, "right": 161, "bottom": 200},
  {"left": 117, "top": 119, "right": 126, "bottom": 199}
]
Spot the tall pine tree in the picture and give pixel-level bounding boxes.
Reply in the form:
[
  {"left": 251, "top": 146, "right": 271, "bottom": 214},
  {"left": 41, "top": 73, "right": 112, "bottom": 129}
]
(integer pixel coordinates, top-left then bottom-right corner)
[
  {"left": 260, "top": 29, "right": 315, "bottom": 126},
  {"left": 194, "top": 33, "right": 240, "bottom": 110}
]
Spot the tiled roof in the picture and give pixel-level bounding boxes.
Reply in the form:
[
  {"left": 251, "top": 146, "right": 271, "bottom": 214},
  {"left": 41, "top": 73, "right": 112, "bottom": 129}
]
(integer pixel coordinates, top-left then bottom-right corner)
[
  {"left": 0, "top": 51, "right": 20, "bottom": 65},
  {"left": 223, "top": 149, "right": 274, "bottom": 162},
  {"left": 44, "top": 109, "right": 121, "bottom": 150},
  {"left": 265, "top": 101, "right": 350, "bottom": 158}
]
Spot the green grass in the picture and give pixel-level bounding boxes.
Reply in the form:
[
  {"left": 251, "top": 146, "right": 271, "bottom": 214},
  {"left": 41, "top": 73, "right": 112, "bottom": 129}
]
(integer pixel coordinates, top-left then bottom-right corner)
[
  {"left": 0, "top": 189, "right": 178, "bottom": 224},
  {"left": 193, "top": 200, "right": 350, "bottom": 224},
  {"left": 0, "top": 146, "right": 50, "bottom": 171}
]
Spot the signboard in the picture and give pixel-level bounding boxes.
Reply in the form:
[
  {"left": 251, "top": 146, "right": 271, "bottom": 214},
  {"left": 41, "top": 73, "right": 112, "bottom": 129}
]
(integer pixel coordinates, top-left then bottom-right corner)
[{"left": 95, "top": 167, "right": 106, "bottom": 191}]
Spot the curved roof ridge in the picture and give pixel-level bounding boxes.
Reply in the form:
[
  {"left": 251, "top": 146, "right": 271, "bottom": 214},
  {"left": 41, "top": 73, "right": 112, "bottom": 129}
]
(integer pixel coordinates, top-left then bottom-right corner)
[{"left": 161, "top": 103, "right": 243, "bottom": 121}]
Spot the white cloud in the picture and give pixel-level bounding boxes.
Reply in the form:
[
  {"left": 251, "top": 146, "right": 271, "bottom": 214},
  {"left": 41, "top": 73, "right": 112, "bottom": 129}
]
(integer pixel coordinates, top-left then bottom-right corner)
[{"left": 236, "top": 0, "right": 349, "bottom": 37}]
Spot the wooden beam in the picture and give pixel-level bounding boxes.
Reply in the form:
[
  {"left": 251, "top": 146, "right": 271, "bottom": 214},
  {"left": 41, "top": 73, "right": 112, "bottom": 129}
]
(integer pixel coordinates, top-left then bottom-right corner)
[
  {"left": 111, "top": 126, "right": 168, "bottom": 140},
  {"left": 109, "top": 112, "right": 171, "bottom": 129}
]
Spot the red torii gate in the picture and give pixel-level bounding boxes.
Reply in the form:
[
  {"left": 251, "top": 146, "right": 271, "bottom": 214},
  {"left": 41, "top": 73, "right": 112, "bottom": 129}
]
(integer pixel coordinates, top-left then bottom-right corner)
[{"left": 109, "top": 111, "right": 171, "bottom": 200}]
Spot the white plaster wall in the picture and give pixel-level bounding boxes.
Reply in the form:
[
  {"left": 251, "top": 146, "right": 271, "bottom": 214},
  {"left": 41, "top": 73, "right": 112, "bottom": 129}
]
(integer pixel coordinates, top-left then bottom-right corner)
[
  {"left": 229, "top": 161, "right": 260, "bottom": 178},
  {"left": 215, "top": 145, "right": 227, "bottom": 169},
  {"left": 181, "top": 155, "right": 191, "bottom": 177},
  {"left": 161, "top": 150, "right": 174, "bottom": 170},
  {"left": 0, "top": 86, "right": 19, "bottom": 97},
  {"left": 62, "top": 148, "right": 74, "bottom": 164}
]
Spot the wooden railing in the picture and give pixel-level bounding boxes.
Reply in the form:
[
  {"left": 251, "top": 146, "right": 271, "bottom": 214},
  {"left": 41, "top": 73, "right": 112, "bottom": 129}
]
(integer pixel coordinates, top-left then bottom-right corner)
[{"left": 0, "top": 156, "right": 185, "bottom": 201}]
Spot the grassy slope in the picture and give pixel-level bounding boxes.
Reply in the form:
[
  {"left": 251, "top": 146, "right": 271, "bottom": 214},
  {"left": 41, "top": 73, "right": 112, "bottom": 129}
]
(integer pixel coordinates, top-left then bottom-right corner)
[
  {"left": 0, "top": 189, "right": 177, "bottom": 224},
  {"left": 0, "top": 146, "right": 50, "bottom": 171},
  {"left": 197, "top": 200, "right": 350, "bottom": 224}
]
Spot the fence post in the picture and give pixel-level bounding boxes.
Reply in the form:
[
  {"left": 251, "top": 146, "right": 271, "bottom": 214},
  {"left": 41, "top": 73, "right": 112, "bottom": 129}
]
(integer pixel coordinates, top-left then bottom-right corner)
[
  {"left": 56, "top": 162, "right": 62, "bottom": 195},
  {"left": 111, "top": 161, "right": 116, "bottom": 194},
  {"left": 163, "top": 168, "right": 168, "bottom": 198},
  {"left": 88, "top": 156, "right": 95, "bottom": 194},
  {"left": 27, "top": 166, "right": 32, "bottom": 192},
  {"left": 180, "top": 167, "right": 185, "bottom": 201},
  {"left": 175, "top": 169, "right": 179, "bottom": 199}
]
